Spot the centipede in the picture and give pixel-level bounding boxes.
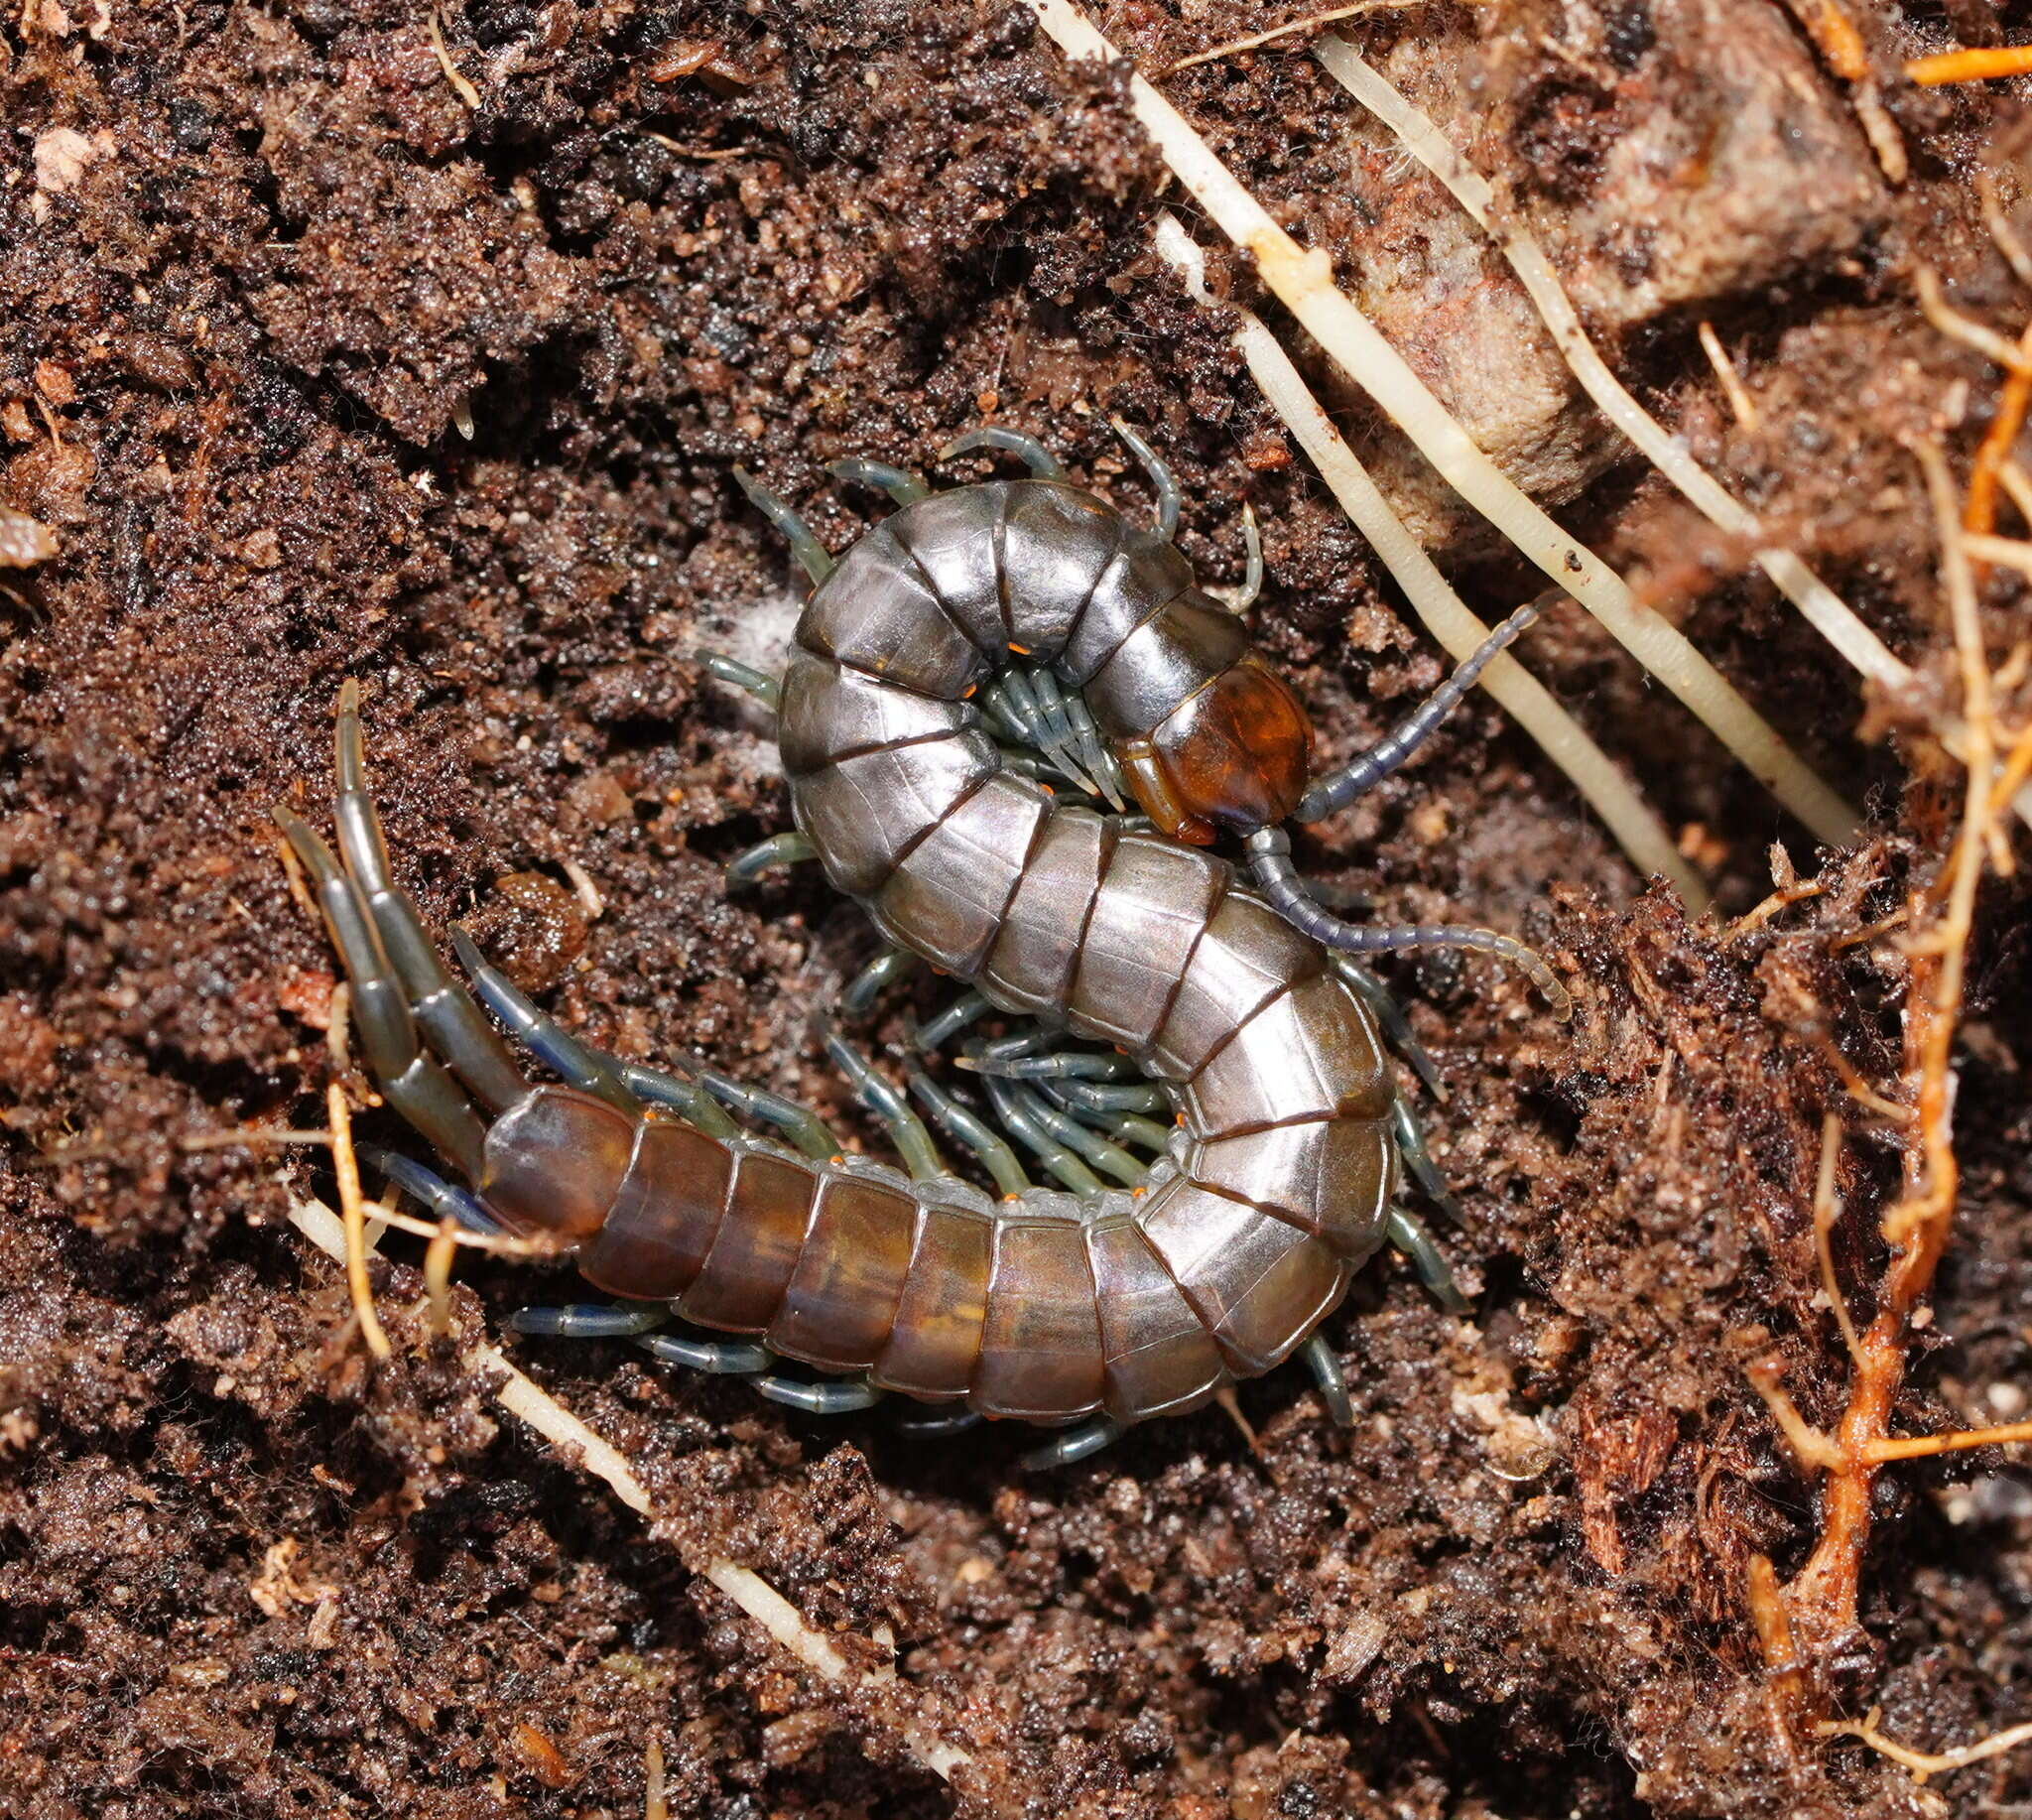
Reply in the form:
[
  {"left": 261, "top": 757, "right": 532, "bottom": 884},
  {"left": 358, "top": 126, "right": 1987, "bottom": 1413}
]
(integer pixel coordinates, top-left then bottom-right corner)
[{"left": 275, "top": 424, "right": 1568, "bottom": 1468}]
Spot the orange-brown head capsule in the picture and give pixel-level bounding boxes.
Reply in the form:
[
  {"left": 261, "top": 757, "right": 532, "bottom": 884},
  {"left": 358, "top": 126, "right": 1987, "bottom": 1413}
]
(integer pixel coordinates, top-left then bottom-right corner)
[{"left": 1115, "top": 654, "right": 1314, "bottom": 845}]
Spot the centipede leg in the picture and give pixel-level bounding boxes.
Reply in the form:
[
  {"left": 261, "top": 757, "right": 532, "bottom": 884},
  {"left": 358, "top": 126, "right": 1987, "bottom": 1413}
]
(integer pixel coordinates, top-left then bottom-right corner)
[
  {"left": 913, "top": 989, "right": 991, "bottom": 1054},
  {"left": 978, "top": 1074, "right": 1108, "bottom": 1195},
  {"left": 697, "top": 1068, "right": 842, "bottom": 1161},
  {"left": 511, "top": 1303, "right": 669, "bottom": 1338},
  {"left": 636, "top": 1331, "right": 772, "bottom": 1374},
  {"left": 1302, "top": 1332, "right": 1356, "bottom": 1427},
  {"left": 729, "top": 830, "right": 818, "bottom": 882},
  {"left": 446, "top": 928, "right": 643, "bottom": 1115},
  {"left": 827, "top": 456, "right": 930, "bottom": 506},
  {"left": 1333, "top": 955, "right": 1447, "bottom": 1102},
  {"left": 700, "top": 651, "right": 782, "bottom": 713},
  {"left": 1035, "top": 1082, "right": 1170, "bottom": 1156},
  {"left": 1385, "top": 1206, "right": 1468, "bottom": 1314},
  {"left": 1390, "top": 1096, "right": 1464, "bottom": 1228},
  {"left": 275, "top": 802, "right": 489, "bottom": 1175},
  {"left": 732, "top": 466, "right": 835, "bottom": 584},
  {"left": 824, "top": 1034, "right": 948, "bottom": 1181},
  {"left": 756, "top": 1375, "right": 884, "bottom": 1415},
  {"left": 906, "top": 1067, "right": 1032, "bottom": 1199},
  {"left": 940, "top": 425, "right": 1068, "bottom": 479},
  {"left": 842, "top": 947, "right": 919, "bottom": 1017},
  {"left": 360, "top": 1146, "right": 506, "bottom": 1236},
  {"left": 1109, "top": 418, "right": 1182, "bottom": 540},
  {"left": 1020, "top": 1416, "right": 1124, "bottom": 1471},
  {"left": 893, "top": 1407, "right": 983, "bottom": 1437},
  {"left": 617, "top": 1063, "right": 743, "bottom": 1139}
]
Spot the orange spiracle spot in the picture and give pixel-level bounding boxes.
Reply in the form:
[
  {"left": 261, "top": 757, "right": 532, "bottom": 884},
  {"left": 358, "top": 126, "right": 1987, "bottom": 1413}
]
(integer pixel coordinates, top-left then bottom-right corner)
[{"left": 1115, "top": 655, "right": 1314, "bottom": 844}]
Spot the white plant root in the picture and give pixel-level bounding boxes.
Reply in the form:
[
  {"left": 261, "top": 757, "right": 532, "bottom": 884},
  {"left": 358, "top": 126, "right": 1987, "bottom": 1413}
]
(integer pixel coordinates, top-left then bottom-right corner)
[
  {"left": 1310, "top": 37, "right": 2030, "bottom": 829},
  {"left": 285, "top": 1194, "right": 973, "bottom": 1784},
  {"left": 1154, "top": 211, "right": 1705, "bottom": 907},
  {"left": 1030, "top": 0, "right": 1857, "bottom": 847}
]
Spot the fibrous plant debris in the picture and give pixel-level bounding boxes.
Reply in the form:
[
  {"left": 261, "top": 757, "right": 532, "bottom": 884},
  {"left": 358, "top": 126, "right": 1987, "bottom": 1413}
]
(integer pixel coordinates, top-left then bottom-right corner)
[{"left": 5, "top": 2, "right": 2032, "bottom": 1817}]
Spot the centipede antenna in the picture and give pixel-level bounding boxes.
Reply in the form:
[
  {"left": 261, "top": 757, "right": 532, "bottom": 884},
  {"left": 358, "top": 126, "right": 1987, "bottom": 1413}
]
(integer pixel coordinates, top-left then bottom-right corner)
[
  {"left": 939, "top": 425, "right": 1069, "bottom": 479},
  {"left": 1206, "top": 501, "right": 1263, "bottom": 613},
  {"left": 1244, "top": 829, "right": 1572, "bottom": 1019},
  {"left": 826, "top": 456, "right": 931, "bottom": 506},
  {"left": 732, "top": 465, "right": 835, "bottom": 584},
  {"left": 1108, "top": 417, "right": 1182, "bottom": 540},
  {"left": 700, "top": 651, "right": 782, "bottom": 712},
  {"left": 1297, "top": 600, "right": 1542, "bottom": 823}
]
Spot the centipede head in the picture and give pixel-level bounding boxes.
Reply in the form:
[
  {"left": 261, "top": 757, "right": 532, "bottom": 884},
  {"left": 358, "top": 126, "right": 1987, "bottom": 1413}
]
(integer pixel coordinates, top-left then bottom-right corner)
[{"left": 1113, "top": 654, "right": 1314, "bottom": 845}]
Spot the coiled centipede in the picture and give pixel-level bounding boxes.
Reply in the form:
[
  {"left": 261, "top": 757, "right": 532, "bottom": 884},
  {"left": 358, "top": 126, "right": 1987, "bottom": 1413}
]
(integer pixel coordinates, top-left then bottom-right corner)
[{"left": 276, "top": 426, "right": 1564, "bottom": 1467}]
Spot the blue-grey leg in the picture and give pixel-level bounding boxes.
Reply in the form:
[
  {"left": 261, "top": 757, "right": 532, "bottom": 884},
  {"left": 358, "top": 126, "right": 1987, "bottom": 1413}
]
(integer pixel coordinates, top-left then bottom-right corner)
[
  {"left": 1036, "top": 1082, "right": 1170, "bottom": 1156},
  {"left": 1014, "top": 665, "right": 1101, "bottom": 798},
  {"left": 1002, "top": 1081, "right": 1144, "bottom": 1189},
  {"left": 636, "top": 1331, "right": 772, "bottom": 1374},
  {"left": 698, "top": 1069, "right": 841, "bottom": 1161},
  {"left": 1303, "top": 1331, "right": 1355, "bottom": 1427},
  {"left": 914, "top": 990, "right": 992, "bottom": 1055},
  {"left": 979, "top": 1072, "right": 1105, "bottom": 1195},
  {"left": 733, "top": 466, "right": 834, "bottom": 584},
  {"left": 827, "top": 456, "right": 931, "bottom": 506},
  {"left": 1060, "top": 691, "right": 1127, "bottom": 809},
  {"left": 1386, "top": 1206, "right": 1468, "bottom": 1314},
  {"left": 824, "top": 1034, "right": 947, "bottom": 1181},
  {"left": 1109, "top": 418, "right": 1182, "bottom": 540},
  {"left": 940, "top": 426, "right": 1068, "bottom": 480},
  {"left": 617, "top": 1062, "right": 744, "bottom": 1140},
  {"left": 511, "top": 1303, "right": 668, "bottom": 1338},
  {"left": 958, "top": 1040, "right": 1137, "bottom": 1080},
  {"left": 756, "top": 1375, "right": 884, "bottom": 1414},
  {"left": 729, "top": 830, "right": 818, "bottom": 882},
  {"left": 1021, "top": 1416, "right": 1124, "bottom": 1471},
  {"left": 1206, "top": 502, "right": 1263, "bottom": 613},
  {"left": 699, "top": 651, "right": 781, "bottom": 712},
  {"left": 450, "top": 928, "right": 642, "bottom": 1116},
  {"left": 360, "top": 1146, "right": 507, "bottom": 1235},
  {"left": 893, "top": 1407, "right": 983, "bottom": 1437},
  {"left": 1390, "top": 1095, "right": 1464, "bottom": 1228},
  {"left": 1041, "top": 1078, "right": 1169, "bottom": 1115},
  {"left": 1296, "top": 600, "right": 1542, "bottom": 822},
  {"left": 906, "top": 1068, "right": 1031, "bottom": 1199},
  {"left": 1333, "top": 954, "right": 1447, "bottom": 1102},
  {"left": 842, "top": 947, "right": 920, "bottom": 1017}
]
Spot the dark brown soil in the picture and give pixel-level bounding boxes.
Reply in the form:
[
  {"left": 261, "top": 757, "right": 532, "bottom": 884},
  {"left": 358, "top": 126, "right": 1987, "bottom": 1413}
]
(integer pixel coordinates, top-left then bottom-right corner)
[{"left": 5, "top": 2, "right": 2031, "bottom": 1815}]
